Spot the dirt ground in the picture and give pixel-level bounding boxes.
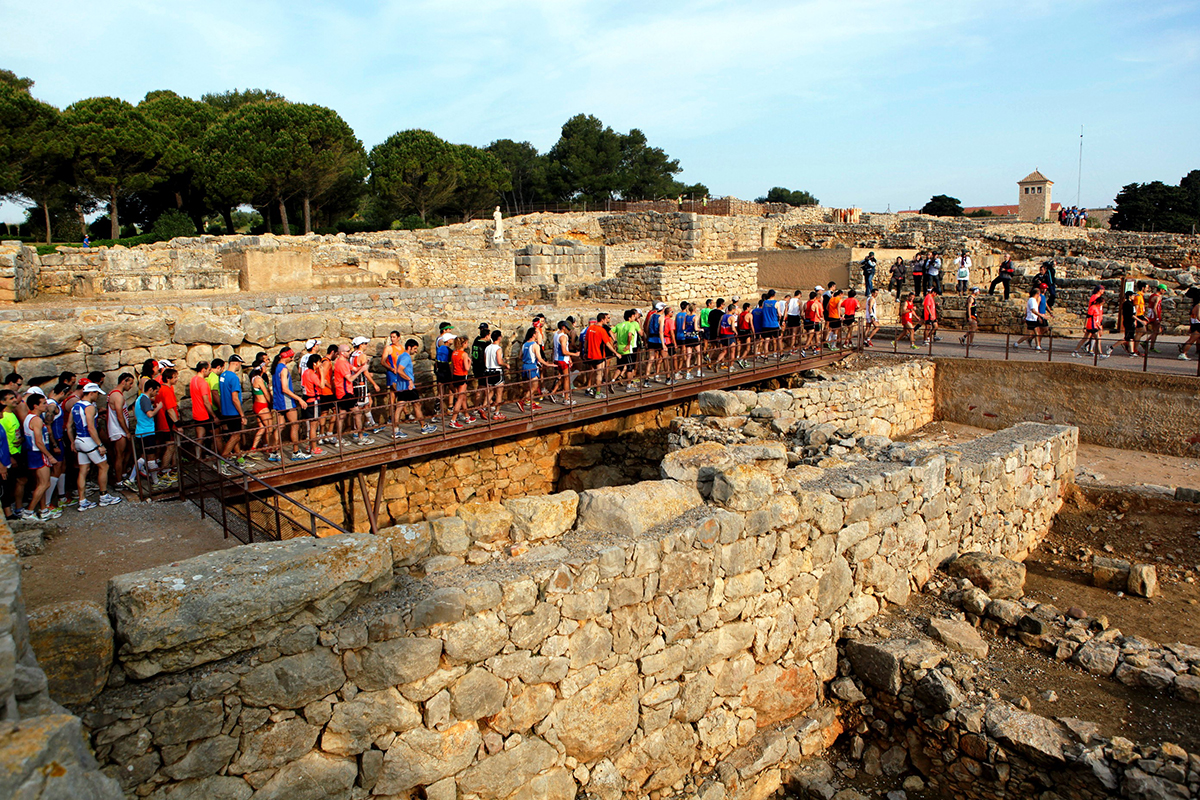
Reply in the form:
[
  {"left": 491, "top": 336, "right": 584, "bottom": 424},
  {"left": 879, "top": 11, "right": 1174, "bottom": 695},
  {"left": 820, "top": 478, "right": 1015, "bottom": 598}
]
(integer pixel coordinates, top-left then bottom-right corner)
[{"left": 18, "top": 498, "right": 236, "bottom": 610}]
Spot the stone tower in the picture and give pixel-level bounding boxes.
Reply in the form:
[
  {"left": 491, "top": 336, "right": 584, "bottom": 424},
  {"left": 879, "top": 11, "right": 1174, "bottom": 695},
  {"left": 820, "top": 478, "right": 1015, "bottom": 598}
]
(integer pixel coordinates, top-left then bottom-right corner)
[{"left": 1017, "top": 170, "right": 1053, "bottom": 222}]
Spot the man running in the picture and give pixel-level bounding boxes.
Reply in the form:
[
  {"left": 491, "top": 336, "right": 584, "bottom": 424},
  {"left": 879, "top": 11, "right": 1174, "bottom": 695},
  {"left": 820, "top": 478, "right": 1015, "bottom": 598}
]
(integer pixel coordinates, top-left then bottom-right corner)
[
  {"left": 107, "top": 373, "right": 135, "bottom": 489},
  {"left": 189, "top": 361, "right": 214, "bottom": 452},
  {"left": 482, "top": 331, "right": 506, "bottom": 420},
  {"left": 612, "top": 309, "right": 641, "bottom": 391},
  {"left": 1016, "top": 286, "right": 1047, "bottom": 351},
  {"left": 584, "top": 314, "right": 617, "bottom": 397}
]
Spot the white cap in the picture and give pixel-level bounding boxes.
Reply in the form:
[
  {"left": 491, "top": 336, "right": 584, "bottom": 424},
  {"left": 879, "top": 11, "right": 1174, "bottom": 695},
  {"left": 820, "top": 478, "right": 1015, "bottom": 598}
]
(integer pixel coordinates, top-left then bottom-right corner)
[
  {"left": 83, "top": 382, "right": 102, "bottom": 393},
  {"left": 814, "top": 285, "right": 823, "bottom": 292},
  {"left": 351, "top": 336, "right": 370, "bottom": 346},
  {"left": 731, "top": 296, "right": 740, "bottom": 303},
  {"left": 157, "top": 359, "right": 174, "bottom": 368},
  {"left": 24, "top": 386, "right": 45, "bottom": 397},
  {"left": 305, "top": 339, "right": 319, "bottom": 350},
  {"left": 654, "top": 302, "right": 666, "bottom": 310}
]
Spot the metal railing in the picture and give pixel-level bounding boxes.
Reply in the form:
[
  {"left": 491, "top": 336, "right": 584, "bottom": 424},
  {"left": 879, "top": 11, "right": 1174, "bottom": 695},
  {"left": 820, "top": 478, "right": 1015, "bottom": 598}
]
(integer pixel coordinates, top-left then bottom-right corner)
[
  {"left": 878, "top": 326, "right": 1200, "bottom": 376},
  {"left": 174, "top": 427, "right": 349, "bottom": 542}
]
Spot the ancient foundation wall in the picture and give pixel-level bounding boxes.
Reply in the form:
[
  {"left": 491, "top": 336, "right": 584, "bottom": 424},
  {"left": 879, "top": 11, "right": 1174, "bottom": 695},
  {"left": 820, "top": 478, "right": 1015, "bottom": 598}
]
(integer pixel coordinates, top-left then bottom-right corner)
[
  {"left": 0, "top": 520, "right": 124, "bottom": 799},
  {"left": 288, "top": 406, "right": 683, "bottom": 530},
  {"left": 514, "top": 243, "right": 604, "bottom": 286},
  {"left": 69, "top": 421, "right": 1074, "bottom": 800},
  {"left": 586, "top": 260, "right": 758, "bottom": 304},
  {"left": 933, "top": 357, "right": 1200, "bottom": 456}
]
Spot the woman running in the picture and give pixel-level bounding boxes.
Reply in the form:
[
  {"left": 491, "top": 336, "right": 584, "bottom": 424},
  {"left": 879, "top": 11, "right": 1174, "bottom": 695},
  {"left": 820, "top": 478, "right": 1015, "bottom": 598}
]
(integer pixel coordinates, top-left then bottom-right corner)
[{"left": 247, "top": 362, "right": 274, "bottom": 459}]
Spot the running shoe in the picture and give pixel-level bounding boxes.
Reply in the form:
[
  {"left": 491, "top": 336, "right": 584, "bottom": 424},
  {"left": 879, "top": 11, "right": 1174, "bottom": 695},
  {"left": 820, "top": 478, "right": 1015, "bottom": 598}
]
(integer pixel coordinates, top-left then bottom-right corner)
[
  {"left": 118, "top": 479, "right": 137, "bottom": 492},
  {"left": 516, "top": 401, "right": 526, "bottom": 412},
  {"left": 311, "top": 446, "right": 325, "bottom": 455},
  {"left": 1152, "top": 348, "right": 1161, "bottom": 354},
  {"left": 958, "top": 336, "right": 965, "bottom": 345},
  {"left": 267, "top": 453, "right": 281, "bottom": 463},
  {"left": 78, "top": 499, "right": 98, "bottom": 512},
  {"left": 1105, "top": 345, "right": 1114, "bottom": 356},
  {"left": 356, "top": 437, "right": 376, "bottom": 446},
  {"left": 236, "top": 456, "right": 246, "bottom": 467},
  {"left": 910, "top": 344, "right": 921, "bottom": 349},
  {"left": 291, "top": 451, "right": 313, "bottom": 461},
  {"left": 492, "top": 412, "right": 507, "bottom": 421},
  {"left": 394, "top": 430, "right": 409, "bottom": 439},
  {"left": 1035, "top": 346, "right": 1043, "bottom": 351},
  {"left": 420, "top": 424, "right": 438, "bottom": 434},
  {"left": 531, "top": 402, "right": 542, "bottom": 410},
  {"left": 592, "top": 393, "right": 606, "bottom": 400},
  {"left": 448, "top": 420, "right": 463, "bottom": 429},
  {"left": 37, "top": 509, "right": 54, "bottom": 521},
  {"left": 98, "top": 494, "right": 123, "bottom": 506},
  {"left": 1179, "top": 353, "right": 1191, "bottom": 361}
]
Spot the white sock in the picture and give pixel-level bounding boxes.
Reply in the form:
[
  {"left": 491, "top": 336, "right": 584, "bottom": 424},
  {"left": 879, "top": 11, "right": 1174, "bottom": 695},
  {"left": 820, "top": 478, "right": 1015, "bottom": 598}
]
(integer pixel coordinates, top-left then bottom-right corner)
[{"left": 57, "top": 474, "right": 66, "bottom": 498}]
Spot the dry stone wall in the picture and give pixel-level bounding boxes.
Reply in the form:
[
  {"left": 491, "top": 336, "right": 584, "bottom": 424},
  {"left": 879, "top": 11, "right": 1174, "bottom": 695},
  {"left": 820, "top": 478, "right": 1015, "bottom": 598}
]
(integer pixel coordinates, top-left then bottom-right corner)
[
  {"left": 64, "top": 420, "right": 1074, "bottom": 800},
  {"left": 0, "top": 521, "right": 124, "bottom": 799},
  {"left": 586, "top": 260, "right": 759, "bottom": 305}
]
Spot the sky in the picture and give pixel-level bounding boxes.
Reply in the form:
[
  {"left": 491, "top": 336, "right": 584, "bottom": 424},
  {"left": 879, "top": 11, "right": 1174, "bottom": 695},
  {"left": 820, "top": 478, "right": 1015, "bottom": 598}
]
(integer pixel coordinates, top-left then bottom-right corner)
[{"left": 2, "top": 0, "right": 1199, "bottom": 223}]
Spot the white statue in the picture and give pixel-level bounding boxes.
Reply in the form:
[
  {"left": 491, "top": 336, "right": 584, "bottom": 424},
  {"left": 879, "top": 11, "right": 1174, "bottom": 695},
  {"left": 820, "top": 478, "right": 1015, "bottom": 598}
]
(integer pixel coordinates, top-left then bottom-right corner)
[{"left": 492, "top": 206, "right": 504, "bottom": 243}]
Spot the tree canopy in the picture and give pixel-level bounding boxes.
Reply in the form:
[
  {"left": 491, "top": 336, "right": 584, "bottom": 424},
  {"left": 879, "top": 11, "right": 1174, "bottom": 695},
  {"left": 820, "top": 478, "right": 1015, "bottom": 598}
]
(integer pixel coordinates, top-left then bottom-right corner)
[
  {"left": 1, "top": 67, "right": 722, "bottom": 239},
  {"left": 921, "top": 194, "right": 964, "bottom": 217},
  {"left": 1110, "top": 171, "right": 1199, "bottom": 234},
  {"left": 756, "top": 187, "right": 819, "bottom": 206}
]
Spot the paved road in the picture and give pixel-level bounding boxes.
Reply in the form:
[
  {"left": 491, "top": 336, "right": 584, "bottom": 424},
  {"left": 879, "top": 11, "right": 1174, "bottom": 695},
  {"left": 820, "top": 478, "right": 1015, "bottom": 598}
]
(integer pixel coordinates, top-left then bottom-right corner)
[{"left": 873, "top": 330, "right": 1200, "bottom": 378}]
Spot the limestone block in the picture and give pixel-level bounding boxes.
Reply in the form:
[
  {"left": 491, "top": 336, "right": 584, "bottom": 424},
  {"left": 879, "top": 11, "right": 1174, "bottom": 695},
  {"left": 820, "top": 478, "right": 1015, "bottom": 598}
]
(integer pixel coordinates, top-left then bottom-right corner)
[
  {"left": 727, "top": 442, "right": 789, "bottom": 476},
  {"left": 249, "top": 750, "right": 357, "bottom": 800},
  {"left": 83, "top": 319, "right": 170, "bottom": 355},
  {"left": 321, "top": 688, "right": 421, "bottom": 755},
  {"left": 928, "top": 618, "right": 988, "bottom": 659},
  {"left": 450, "top": 668, "right": 507, "bottom": 720},
  {"left": 378, "top": 522, "right": 432, "bottom": 567},
  {"left": 489, "top": 683, "right": 556, "bottom": 735},
  {"left": 557, "top": 662, "right": 640, "bottom": 761},
  {"left": 160, "top": 735, "right": 239, "bottom": 781},
  {"left": 444, "top": 612, "right": 507, "bottom": 664},
  {"left": 844, "top": 638, "right": 944, "bottom": 695},
  {"left": 239, "top": 648, "right": 344, "bottom": 708},
  {"left": 710, "top": 464, "right": 773, "bottom": 512},
  {"left": 984, "top": 704, "right": 1071, "bottom": 764},
  {"left": 228, "top": 717, "right": 320, "bottom": 774},
  {"left": 816, "top": 556, "right": 853, "bottom": 619},
  {"left": 1073, "top": 639, "right": 1120, "bottom": 677},
  {"left": 27, "top": 600, "right": 113, "bottom": 706},
  {"left": 916, "top": 670, "right": 965, "bottom": 712},
  {"left": 1127, "top": 563, "right": 1157, "bottom": 598},
  {"left": 660, "top": 442, "right": 732, "bottom": 494},
  {"left": 576, "top": 480, "right": 703, "bottom": 536},
  {"left": 108, "top": 534, "right": 391, "bottom": 678},
  {"left": 240, "top": 311, "right": 275, "bottom": 347},
  {"left": 152, "top": 776, "right": 252, "bottom": 800},
  {"left": 173, "top": 311, "right": 245, "bottom": 346},
  {"left": 431, "top": 517, "right": 471, "bottom": 555},
  {"left": 351, "top": 637, "right": 443, "bottom": 690},
  {"left": 697, "top": 391, "right": 745, "bottom": 417},
  {"left": 456, "top": 737, "right": 558, "bottom": 799},
  {"left": 504, "top": 491, "right": 578, "bottom": 541},
  {"left": 510, "top": 603, "right": 560, "bottom": 650},
  {"left": 743, "top": 663, "right": 817, "bottom": 727},
  {"left": 0, "top": 320, "right": 81, "bottom": 359},
  {"left": 947, "top": 552, "right": 1025, "bottom": 599},
  {"left": 273, "top": 314, "right": 327, "bottom": 345},
  {"left": 376, "top": 721, "right": 482, "bottom": 793},
  {"left": 613, "top": 721, "right": 694, "bottom": 793},
  {"left": 0, "top": 714, "right": 124, "bottom": 799},
  {"left": 1092, "top": 556, "right": 1131, "bottom": 590},
  {"left": 148, "top": 699, "right": 225, "bottom": 745},
  {"left": 456, "top": 501, "right": 515, "bottom": 544}
]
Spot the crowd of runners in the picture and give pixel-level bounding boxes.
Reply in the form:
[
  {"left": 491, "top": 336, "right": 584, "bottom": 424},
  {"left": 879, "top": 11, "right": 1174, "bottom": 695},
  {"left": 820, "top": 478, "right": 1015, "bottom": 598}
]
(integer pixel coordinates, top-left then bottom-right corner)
[{"left": 3, "top": 273, "right": 1194, "bottom": 517}]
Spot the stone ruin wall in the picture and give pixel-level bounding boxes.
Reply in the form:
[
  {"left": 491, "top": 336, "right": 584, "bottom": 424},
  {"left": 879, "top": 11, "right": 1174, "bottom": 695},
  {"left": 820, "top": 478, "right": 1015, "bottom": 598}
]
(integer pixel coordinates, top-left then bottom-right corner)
[
  {"left": 52, "top": 413, "right": 1074, "bottom": 800},
  {"left": 0, "top": 521, "right": 124, "bottom": 799},
  {"left": 585, "top": 260, "right": 759, "bottom": 305},
  {"left": 286, "top": 405, "right": 683, "bottom": 532}
]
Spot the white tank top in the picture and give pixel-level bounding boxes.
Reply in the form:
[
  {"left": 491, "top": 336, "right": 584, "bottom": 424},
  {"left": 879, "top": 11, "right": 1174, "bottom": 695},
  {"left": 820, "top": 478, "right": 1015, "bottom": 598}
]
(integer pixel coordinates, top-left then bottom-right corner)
[{"left": 107, "top": 391, "right": 127, "bottom": 439}]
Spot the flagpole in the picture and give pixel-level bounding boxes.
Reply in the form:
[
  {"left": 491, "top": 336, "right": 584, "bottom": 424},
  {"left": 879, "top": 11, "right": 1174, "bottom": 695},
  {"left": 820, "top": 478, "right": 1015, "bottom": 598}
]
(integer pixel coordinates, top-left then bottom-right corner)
[{"left": 1077, "top": 125, "right": 1084, "bottom": 207}]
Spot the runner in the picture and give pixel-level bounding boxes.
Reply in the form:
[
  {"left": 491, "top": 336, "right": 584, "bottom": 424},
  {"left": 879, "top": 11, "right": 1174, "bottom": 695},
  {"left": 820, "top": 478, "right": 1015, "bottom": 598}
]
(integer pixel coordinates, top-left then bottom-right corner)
[
  {"left": 350, "top": 336, "right": 381, "bottom": 433},
  {"left": 272, "top": 348, "right": 310, "bottom": 461},
  {"left": 216, "top": 355, "right": 246, "bottom": 472},
  {"left": 760, "top": 289, "right": 782, "bottom": 358},
  {"left": 1180, "top": 295, "right": 1200, "bottom": 360},
  {"left": 300, "top": 352, "right": 327, "bottom": 449},
  {"left": 471, "top": 324, "right": 492, "bottom": 410},
  {"left": 434, "top": 322, "right": 455, "bottom": 417},
  {"left": 1119, "top": 289, "right": 1146, "bottom": 357},
  {"left": 584, "top": 314, "right": 617, "bottom": 397},
  {"left": 247, "top": 361, "right": 274, "bottom": 459},
  {"left": 0, "top": 390, "right": 23, "bottom": 519},
  {"left": 131, "top": 379, "right": 162, "bottom": 493},
  {"left": 826, "top": 290, "right": 844, "bottom": 349},
  {"left": 645, "top": 303, "right": 668, "bottom": 383},
  {"left": 188, "top": 361, "right": 214, "bottom": 451},
  {"left": 660, "top": 302, "right": 678, "bottom": 383},
  {"left": 921, "top": 290, "right": 939, "bottom": 345},
  {"left": 958, "top": 287, "right": 979, "bottom": 350},
  {"left": 786, "top": 289, "right": 803, "bottom": 351},
  {"left": 318, "top": 346, "right": 337, "bottom": 444},
  {"left": 482, "top": 331, "right": 506, "bottom": 420},
  {"left": 333, "top": 344, "right": 371, "bottom": 446},
  {"left": 153, "top": 368, "right": 180, "bottom": 484},
  {"left": 1016, "top": 286, "right": 1047, "bottom": 351},
  {"left": 517, "top": 327, "right": 554, "bottom": 412},
  {"left": 397, "top": 338, "right": 433, "bottom": 434},
  {"left": 552, "top": 320, "right": 578, "bottom": 404},
  {"left": 447, "top": 336, "right": 476, "bottom": 428},
  {"left": 737, "top": 302, "right": 755, "bottom": 367},
  {"left": 107, "top": 373, "right": 135, "bottom": 489},
  {"left": 863, "top": 288, "right": 879, "bottom": 347},
  {"left": 69, "top": 383, "right": 122, "bottom": 511},
  {"left": 681, "top": 302, "right": 702, "bottom": 378},
  {"left": 718, "top": 301, "right": 739, "bottom": 365},
  {"left": 612, "top": 309, "right": 641, "bottom": 391},
  {"left": 22, "top": 393, "right": 57, "bottom": 520},
  {"left": 901, "top": 293, "right": 919, "bottom": 349},
  {"left": 840, "top": 289, "right": 859, "bottom": 349},
  {"left": 1145, "top": 284, "right": 1166, "bottom": 354}
]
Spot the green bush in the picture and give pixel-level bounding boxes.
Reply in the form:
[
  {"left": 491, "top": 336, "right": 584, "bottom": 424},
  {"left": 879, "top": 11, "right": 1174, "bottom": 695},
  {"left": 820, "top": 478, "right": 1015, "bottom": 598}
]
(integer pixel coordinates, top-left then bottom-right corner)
[
  {"left": 150, "top": 209, "right": 197, "bottom": 241},
  {"left": 390, "top": 215, "right": 435, "bottom": 230}
]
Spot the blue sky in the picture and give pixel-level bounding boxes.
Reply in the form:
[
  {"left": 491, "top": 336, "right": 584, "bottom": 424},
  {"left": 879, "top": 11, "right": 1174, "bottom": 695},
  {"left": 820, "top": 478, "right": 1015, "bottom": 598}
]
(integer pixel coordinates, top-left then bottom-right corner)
[{"left": 2, "top": 0, "right": 1198, "bottom": 222}]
